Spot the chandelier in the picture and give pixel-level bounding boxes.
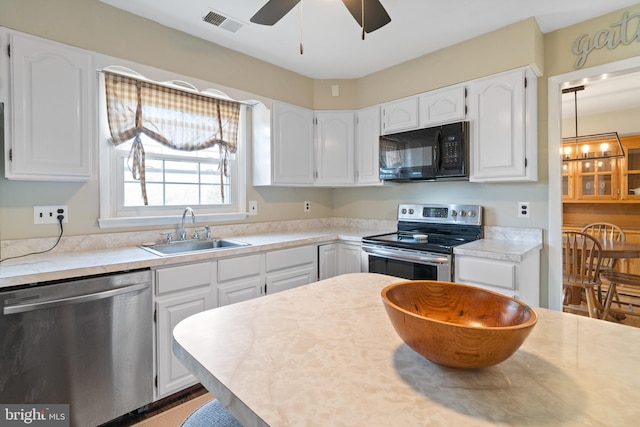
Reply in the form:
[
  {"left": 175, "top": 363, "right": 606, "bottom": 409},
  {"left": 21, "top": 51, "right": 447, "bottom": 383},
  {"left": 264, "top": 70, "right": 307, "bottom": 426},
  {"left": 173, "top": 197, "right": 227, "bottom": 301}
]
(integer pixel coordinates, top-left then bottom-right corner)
[{"left": 561, "top": 85, "right": 625, "bottom": 162}]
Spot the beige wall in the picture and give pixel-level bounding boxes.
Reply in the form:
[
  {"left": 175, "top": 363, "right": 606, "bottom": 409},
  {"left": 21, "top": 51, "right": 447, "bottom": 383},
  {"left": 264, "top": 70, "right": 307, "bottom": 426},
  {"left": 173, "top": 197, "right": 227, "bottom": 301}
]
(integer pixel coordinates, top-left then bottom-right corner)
[{"left": 562, "top": 108, "right": 640, "bottom": 137}]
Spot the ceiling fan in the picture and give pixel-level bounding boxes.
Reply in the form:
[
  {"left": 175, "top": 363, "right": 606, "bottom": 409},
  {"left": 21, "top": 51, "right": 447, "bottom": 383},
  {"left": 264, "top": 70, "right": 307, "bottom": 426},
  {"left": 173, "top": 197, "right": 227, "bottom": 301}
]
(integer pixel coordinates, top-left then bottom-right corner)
[{"left": 250, "top": 0, "right": 391, "bottom": 39}]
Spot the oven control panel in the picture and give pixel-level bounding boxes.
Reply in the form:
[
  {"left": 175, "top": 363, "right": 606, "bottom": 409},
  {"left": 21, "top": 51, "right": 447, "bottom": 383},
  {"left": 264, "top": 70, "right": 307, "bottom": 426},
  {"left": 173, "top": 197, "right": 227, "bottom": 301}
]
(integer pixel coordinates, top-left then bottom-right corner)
[{"left": 397, "top": 204, "right": 482, "bottom": 225}]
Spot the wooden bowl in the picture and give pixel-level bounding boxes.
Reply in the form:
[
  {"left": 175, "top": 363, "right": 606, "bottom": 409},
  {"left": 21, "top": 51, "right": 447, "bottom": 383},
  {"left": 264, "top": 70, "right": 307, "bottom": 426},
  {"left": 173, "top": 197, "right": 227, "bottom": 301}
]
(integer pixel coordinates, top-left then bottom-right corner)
[{"left": 381, "top": 281, "right": 537, "bottom": 369}]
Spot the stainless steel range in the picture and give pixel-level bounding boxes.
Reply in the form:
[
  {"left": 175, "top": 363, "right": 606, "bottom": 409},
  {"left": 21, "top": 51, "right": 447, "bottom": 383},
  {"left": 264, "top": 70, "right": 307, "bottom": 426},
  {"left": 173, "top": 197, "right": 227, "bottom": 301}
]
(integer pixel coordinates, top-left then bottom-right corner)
[{"left": 362, "top": 203, "right": 483, "bottom": 281}]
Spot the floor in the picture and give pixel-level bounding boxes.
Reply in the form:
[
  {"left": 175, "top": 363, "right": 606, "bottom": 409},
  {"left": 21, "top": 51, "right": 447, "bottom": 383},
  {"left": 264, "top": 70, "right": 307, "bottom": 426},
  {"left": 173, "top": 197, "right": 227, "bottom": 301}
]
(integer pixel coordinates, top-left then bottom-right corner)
[
  {"left": 563, "top": 283, "right": 640, "bottom": 327},
  {"left": 131, "top": 393, "right": 212, "bottom": 427},
  {"left": 101, "top": 385, "right": 211, "bottom": 427}
]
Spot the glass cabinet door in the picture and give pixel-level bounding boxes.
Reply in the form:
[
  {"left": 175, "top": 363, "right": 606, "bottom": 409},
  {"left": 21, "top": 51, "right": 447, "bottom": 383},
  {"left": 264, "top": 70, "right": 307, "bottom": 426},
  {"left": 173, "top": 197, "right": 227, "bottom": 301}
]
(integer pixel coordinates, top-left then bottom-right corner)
[
  {"left": 576, "top": 158, "right": 616, "bottom": 200},
  {"left": 562, "top": 162, "right": 574, "bottom": 200},
  {"left": 622, "top": 141, "right": 640, "bottom": 199}
]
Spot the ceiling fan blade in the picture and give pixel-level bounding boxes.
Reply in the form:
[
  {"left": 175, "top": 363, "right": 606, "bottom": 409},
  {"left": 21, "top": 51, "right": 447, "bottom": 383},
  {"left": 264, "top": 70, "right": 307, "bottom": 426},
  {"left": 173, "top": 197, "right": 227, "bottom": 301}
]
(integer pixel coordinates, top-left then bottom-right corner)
[
  {"left": 250, "top": 0, "right": 301, "bottom": 26},
  {"left": 342, "top": 0, "right": 391, "bottom": 33}
]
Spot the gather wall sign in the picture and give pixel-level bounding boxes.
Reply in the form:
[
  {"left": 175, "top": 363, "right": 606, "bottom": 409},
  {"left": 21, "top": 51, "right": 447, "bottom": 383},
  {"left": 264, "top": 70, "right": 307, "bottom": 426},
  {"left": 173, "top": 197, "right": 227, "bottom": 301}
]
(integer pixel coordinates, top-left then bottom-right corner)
[{"left": 573, "top": 11, "right": 640, "bottom": 69}]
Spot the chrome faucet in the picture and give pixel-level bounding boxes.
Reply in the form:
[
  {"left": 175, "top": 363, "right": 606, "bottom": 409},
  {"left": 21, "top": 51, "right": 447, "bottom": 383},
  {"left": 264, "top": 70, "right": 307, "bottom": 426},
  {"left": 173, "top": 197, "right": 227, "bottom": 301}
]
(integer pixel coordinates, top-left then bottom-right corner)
[{"left": 180, "top": 207, "right": 196, "bottom": 240}]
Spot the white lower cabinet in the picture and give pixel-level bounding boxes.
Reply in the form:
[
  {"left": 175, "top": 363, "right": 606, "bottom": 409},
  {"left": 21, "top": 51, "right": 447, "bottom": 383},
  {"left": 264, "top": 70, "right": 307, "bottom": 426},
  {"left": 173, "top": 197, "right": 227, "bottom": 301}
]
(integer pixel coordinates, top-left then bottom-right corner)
[
  {"left": 266, "top": 245, "right": 317, "bottom": 293},
  {"left": 154, "top": 261, "right": 215, "bottom": 399},
  {"left": 318, "top": 242, "right": 362, "bottom": 280},
  {"left": 217, "top": 245, "right": 317, "bottom": 306},
  {"left": 155, "top": 245, "right": 318, "bottom": 399},
  {"left": 454, "top": 252, "right": 540, "bottom": 307}
]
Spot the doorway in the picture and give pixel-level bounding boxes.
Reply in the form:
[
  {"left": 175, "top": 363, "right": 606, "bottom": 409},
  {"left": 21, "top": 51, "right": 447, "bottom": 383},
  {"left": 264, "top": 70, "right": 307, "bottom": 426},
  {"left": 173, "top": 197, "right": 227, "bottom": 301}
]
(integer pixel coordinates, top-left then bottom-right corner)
[{"left": 548, "top": 56, "right": 640, "bottom": 311}]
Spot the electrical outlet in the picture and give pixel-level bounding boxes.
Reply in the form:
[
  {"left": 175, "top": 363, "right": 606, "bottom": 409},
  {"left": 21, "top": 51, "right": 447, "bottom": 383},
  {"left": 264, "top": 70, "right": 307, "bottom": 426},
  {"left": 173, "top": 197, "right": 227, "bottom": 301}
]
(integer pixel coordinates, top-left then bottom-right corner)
[
  {"left": 304, "top": 201, "right": 310, "bottom": 212},
  {"left": 34, "top": 205, "right": 68, "bottom": 224},
  {"left": 518, "top": 202, "right": 530, "bottom": 219},
  {"left": 249, "top": 200, "right": 258, "bottom": 216}
]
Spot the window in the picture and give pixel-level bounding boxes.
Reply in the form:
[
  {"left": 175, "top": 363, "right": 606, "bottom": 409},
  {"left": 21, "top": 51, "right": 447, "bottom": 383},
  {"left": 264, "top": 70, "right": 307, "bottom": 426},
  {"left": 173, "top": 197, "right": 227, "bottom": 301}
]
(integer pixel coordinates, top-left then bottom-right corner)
[{"left": 98, "top": 67, "right": 248, "bottom": 228}]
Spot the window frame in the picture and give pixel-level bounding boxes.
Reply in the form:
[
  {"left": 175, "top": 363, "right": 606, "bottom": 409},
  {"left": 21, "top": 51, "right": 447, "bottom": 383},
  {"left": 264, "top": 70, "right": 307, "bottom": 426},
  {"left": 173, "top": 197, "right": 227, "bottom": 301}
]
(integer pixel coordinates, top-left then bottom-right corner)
[{"left": 97, "top": 67, "right": 248, "bottom": 229}]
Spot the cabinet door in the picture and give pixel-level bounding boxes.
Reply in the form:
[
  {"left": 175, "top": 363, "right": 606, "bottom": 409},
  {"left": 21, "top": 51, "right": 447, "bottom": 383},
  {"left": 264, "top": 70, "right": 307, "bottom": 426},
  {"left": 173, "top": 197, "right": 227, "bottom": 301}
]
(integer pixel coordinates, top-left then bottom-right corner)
[
  {"left": 217, "top": 254, "right": 264, "bottom": 306},
  {"left": 562, "top": 162, "right": 576, "bottom": 201},
  {"left": 156, "top": 288, "right": 213, "bottom": 398},
  {"left": 469, "top": 68, "right": 536, "bottom": 182},
  {"left": 380, "top": 97, "right": 419, "bottom": 134},
  {"left": 575, "top": 158, "right": 618, "bottom": 200},
  {"left": 355, "top": 106, "right": 381, "bottom": 185},
  {"left": 266, "top": 265, "right": 316, "bottom": 294},
  {"left": 315, "top": 111, "right": 355, "bottom": 185},
  {"left": 7, "top": 32, "right": 92, "bottom": 181},
  {"left": 621, "top": 136, "right": 640, "bottom": 200},
  {"left": 218, "top": 277, "right": 264, "bottom": 306},
  {"left": 419, "top": 85, "right": 466, "bottom": 127},
  {"left": 338, "top": 243, "right": 362, "bottom": 275},
  {"left": 272, "top": 101, "right": 314, "bottom": 185},
  {"left": 318, "top": 243, "right": 339, "bottom": 280}
]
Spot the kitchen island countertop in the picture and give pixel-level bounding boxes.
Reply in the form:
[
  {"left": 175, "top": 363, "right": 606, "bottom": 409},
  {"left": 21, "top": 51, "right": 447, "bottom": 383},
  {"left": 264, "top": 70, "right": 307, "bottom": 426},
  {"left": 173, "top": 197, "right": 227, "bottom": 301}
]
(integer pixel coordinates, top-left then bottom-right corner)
[{"left": 174, "top": 272, "right": 640, "bottom": 427}]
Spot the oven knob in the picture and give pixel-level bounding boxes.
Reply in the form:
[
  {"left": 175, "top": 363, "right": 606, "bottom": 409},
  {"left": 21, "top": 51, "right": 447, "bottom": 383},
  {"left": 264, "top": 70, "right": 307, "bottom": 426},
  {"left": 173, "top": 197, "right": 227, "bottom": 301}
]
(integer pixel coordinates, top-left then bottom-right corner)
[
  {"left": 408, "top": 209, "right": 414, "bottom": 214},
  {"left": 460, "top": 210, "right": 467, "bottom": 217},
  {"left": 451, "top": 210, "right": 457, "bottom": 217},
  {"left": 401, "top": 208, "right": 407, "bottom": 214},
  {"left": 469, "top": 210, "right": 476, "bottom": 218}
]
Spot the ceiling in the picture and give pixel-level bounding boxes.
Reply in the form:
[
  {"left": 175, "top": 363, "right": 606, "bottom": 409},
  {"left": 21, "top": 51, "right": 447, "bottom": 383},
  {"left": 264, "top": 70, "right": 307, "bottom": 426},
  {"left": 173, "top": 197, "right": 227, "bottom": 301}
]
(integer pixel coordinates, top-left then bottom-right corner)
[
  {"left": 99, "top": 0, "right": 640, "bottom": 80},
  {"left": 561, "top": 71, "right": 640, "bottom": 118}
]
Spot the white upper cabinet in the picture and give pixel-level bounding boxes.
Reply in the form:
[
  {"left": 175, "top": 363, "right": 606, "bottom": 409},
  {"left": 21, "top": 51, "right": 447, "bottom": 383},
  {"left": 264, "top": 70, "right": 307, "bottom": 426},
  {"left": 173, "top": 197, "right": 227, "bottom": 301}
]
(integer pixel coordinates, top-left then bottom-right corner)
[
  {"left": 380, "top": 96, "right": 419, "bottom": 135},
  {"left": 468, "top": 67, "right": 538, "bottom": 182},
  {"left": 271, "top": 101, "right": 315, "bottom": 185},
  {"left": 355, "top": 106, "right": 381, "bottom": 185},
  {"left": 419, "top": 84, "right": 466, "bottom": 127},
  {"left": 4, "top": 31, "right": 93, "bottom": 181},
  {"left": 315, "top": 111, "right": 355, "bottom": 185},
  {"left": 254, "top": 101, "right": 379, "bottom": 187}
]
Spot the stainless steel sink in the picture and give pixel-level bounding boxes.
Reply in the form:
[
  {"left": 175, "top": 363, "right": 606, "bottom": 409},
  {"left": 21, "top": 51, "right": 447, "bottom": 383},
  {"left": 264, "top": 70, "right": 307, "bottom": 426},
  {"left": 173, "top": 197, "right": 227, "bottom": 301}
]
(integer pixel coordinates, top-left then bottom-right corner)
[{"left": 140, "top": 238, "right": 250, "bottom": 256}]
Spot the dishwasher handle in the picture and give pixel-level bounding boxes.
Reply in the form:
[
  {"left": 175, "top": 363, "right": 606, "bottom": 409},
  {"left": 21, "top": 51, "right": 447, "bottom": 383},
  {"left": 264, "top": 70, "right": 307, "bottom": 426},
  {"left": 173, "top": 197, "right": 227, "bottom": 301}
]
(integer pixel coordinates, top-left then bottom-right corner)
[{"left": 4, "top": 283, "right": 149, "bottom": 315}]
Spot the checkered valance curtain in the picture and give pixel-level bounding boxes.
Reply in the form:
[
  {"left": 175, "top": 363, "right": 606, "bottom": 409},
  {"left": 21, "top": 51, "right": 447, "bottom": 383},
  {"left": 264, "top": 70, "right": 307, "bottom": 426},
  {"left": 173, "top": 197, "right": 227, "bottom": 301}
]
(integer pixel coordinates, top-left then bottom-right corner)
[{"left": 103, "top": 71, "right": 241, "bottom": 205}]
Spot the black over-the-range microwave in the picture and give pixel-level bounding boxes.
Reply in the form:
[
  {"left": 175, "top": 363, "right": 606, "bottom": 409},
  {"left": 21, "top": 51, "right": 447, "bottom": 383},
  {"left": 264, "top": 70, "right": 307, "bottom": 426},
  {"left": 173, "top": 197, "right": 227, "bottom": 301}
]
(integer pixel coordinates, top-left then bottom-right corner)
[{"left": 379, "top": 121, "right": 469, "bottom": 181}]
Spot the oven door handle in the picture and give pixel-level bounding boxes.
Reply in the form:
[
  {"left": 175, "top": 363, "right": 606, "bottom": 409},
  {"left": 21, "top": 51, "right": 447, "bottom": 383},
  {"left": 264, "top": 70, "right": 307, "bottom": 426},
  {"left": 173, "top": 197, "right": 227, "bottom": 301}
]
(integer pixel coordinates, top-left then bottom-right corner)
[{"left": 362, "top": 246, "right": 450, "bottom": 265}]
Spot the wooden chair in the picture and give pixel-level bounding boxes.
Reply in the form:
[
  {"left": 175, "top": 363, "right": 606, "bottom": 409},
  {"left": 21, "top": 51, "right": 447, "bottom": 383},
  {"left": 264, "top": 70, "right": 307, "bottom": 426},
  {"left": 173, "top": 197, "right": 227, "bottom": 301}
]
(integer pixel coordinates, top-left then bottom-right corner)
[
  {"left": 599, "top": 270, "right": 640, "bottom": 320},
  {"left": 562, "top": 231, "right": 604, "bottom": 319},
  {"left": 581, "top": 222, "right": 625, "bottom": 268},
  {"left": 581, "top": 222, "right": 625, "bottom": 306}
]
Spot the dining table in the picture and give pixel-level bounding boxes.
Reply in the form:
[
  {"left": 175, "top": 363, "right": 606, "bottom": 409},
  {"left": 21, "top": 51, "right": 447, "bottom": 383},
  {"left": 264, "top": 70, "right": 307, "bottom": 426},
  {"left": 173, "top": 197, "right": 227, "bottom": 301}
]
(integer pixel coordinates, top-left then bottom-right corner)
[
  {"left": 173, "top": 273, "right": 640, "bottom": 427},
  {"left": 598, "top": 239, "right": 640, "bottom": 262}
]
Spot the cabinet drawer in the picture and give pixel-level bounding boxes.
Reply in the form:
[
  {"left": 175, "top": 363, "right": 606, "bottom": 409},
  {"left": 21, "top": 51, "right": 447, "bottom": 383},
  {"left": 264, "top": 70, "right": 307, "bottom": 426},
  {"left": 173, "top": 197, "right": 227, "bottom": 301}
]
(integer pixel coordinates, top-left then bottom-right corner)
[
  {"left": 155, "top": 262, "right": 212, "bottom": 295},
  {"left": 218, "top": 254, "right": 263, "bottom": 282},
  {"left": 457, "top": 257, "right": 516, "bottom": 290},
  {"left": 266, "top": 246, "right": 315, "bottom": 272}
]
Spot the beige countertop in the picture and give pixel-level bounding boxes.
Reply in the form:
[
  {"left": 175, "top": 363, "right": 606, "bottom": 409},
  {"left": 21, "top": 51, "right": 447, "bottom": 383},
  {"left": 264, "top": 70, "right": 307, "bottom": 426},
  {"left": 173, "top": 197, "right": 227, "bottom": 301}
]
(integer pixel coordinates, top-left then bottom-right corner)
[
  {"left": 454, "top": 226, "right": 543, "bottom": 263},
  {"left": 0, "top": 227, "right": 386, "bottom": 288},
  {"left": 454, "top": 239, "right": 542, "bottom": 262},
  {"left": 173, "top": 272, "right": 640, "bottom": 427}
]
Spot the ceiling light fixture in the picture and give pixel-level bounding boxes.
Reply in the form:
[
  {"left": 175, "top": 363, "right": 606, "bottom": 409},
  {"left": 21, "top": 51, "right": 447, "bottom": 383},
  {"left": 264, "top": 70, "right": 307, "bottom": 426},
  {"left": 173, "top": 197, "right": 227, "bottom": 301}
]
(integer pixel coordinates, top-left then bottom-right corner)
[{"left": 561, "top": 85, "right": 625, "bottom": 162}]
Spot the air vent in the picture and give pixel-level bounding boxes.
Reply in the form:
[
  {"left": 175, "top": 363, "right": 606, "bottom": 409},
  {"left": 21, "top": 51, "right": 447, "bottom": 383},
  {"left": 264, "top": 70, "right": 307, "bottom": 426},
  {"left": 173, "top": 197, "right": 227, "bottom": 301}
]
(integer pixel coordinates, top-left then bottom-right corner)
[{"left": 202, "top": 10, "right": 244, "bottom": 33}]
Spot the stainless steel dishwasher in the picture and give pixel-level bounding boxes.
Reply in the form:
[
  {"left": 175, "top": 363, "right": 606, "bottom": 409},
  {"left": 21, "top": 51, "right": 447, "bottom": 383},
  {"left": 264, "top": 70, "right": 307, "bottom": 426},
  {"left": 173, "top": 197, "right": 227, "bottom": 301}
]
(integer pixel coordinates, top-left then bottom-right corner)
[{"left": 0, "top": 269, "right": 153, "bottom": 427}]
